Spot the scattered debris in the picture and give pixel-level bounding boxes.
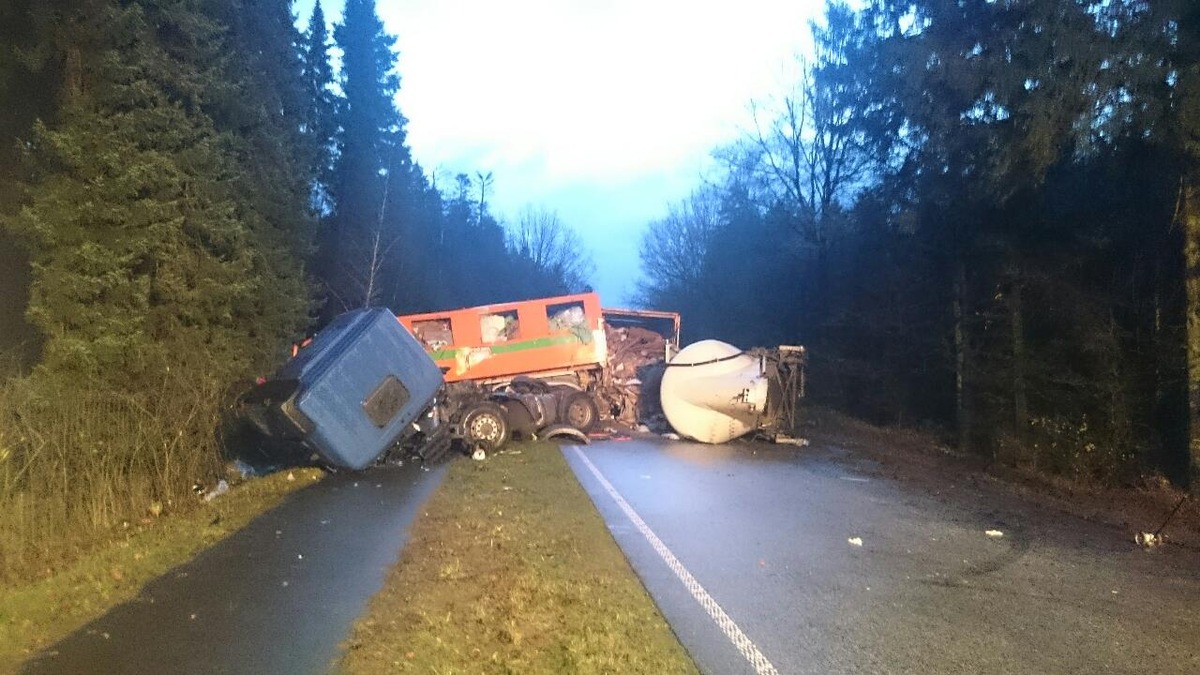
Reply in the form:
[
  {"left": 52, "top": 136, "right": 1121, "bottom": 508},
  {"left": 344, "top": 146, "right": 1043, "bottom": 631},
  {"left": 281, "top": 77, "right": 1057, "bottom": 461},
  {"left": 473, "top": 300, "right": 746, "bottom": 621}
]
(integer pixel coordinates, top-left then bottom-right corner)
[
  {"left": 1137, "top": 494, "right": 1189, "bottom": 550},
  {"left": 848, "top": 537, "right": 864, "bottom": 547},
  {"left": 541, "top": 424, "right": 592, "bottom": 445},
  {"left": 472, "top": 448, "right": 487, "bottom": 461},
  {"left": 597, "top": 325, "right": 671, "bottom": 427},
  {"left": 985, "top": 529, "right": 1004, "bottom": 538},
  {"left": 775, "top": 437, "right": 811, "bottom": 447},
  {"left": 203, "top": 480, "right": 229, "bottom": 503},
  {"left": 229, "top": 459, "right": 269, "bottom": 479},
  {"left": 1136, "top": 531, "right": 1164, "bottom": 549},
  {"left": 661, "top": 432, "right": 680, "bottom": 440}
]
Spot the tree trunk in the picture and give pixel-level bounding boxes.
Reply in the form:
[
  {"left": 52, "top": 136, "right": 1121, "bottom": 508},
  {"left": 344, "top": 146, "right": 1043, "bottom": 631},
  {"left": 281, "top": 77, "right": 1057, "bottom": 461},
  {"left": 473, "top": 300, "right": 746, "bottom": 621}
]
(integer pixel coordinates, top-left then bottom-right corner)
[
  {"left": 1183, "top": 178, "right": 1200, "bottom": 491},
  {"left": 1010, "top": 278, "right": 1028, "bottom": 446},
  {"left": 954, "top": 260, "right": 970, "bottom": 452}
]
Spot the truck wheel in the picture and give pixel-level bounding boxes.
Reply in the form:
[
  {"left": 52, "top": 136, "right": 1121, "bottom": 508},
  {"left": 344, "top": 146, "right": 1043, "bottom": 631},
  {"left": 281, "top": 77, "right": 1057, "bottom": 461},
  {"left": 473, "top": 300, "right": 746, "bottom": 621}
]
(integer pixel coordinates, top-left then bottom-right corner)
[
  {"left": 561, "top": 392, "right": 599, "bottom": 433},
  {"left": 461, "top": 402, "right": 509, "bottom": 452}
]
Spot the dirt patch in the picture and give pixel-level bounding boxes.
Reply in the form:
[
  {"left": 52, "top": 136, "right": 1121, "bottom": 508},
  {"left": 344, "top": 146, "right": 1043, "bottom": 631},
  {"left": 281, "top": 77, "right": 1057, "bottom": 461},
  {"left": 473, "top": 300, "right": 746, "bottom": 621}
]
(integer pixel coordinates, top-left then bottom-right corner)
[
  {"left": 0, "top": 467, "right": 323, "bottom": 672},
  {"left": 807, "top": 408, "right": 1200, "bottom": 549},
  {"left": 337, "top": 443, "right": 698, "bottom": 675}
]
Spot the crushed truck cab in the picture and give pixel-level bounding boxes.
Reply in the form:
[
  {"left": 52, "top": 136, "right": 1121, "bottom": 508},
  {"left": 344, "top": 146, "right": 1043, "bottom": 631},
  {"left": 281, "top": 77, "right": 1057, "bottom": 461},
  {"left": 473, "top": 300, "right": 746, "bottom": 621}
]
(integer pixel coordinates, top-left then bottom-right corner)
[{"left": 237, "top": 308, "right": 445, "bottom": 470}]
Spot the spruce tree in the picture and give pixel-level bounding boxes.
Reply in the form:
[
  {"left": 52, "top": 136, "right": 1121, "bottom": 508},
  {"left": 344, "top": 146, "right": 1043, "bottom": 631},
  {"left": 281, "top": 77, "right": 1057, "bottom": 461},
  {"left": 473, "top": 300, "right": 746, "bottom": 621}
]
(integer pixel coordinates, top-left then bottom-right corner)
[
  {"left": 301, "top": 0, "right": 339, "bottom": 210},
  {"left": 4, "top": 0, "right": 312, "bottom": 385},
  {"left": 317, "top": 0, "right": 411, "bottom": 315}
]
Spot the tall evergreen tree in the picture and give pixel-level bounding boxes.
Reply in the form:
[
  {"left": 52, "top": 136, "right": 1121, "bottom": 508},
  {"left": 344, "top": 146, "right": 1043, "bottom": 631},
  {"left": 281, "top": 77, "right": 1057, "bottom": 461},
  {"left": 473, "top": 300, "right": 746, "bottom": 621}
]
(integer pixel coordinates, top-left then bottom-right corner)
[
  {"left": 301, "top": 0, "right": 338, "bottom": 209},
  {"left": 3, "top": 0, "right": 312, "bottom": 384},
  {"left": 319, "top": 0, "right": 410, "bottom": 315}
]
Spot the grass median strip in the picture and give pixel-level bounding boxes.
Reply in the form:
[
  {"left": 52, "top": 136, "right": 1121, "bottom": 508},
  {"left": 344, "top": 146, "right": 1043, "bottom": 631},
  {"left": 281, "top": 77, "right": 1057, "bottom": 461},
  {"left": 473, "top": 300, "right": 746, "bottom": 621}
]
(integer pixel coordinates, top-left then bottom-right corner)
[{"left": 338, "top": 443, "right": 698, "bottom": 675}]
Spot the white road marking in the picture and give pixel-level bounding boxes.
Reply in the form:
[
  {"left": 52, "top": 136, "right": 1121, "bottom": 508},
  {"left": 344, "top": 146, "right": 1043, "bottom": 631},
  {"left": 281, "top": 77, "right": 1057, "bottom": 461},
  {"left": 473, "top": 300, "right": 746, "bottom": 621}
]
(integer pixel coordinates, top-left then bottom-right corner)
[{"left": 571, "top": 446, "right": 780, "bottom": 675}]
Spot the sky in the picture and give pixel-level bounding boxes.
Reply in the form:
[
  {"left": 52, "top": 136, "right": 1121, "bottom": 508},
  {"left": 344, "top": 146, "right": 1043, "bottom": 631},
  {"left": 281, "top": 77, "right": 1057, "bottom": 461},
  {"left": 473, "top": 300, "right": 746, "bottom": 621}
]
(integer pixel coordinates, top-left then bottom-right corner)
[{"left": 296, "top": 0, "right": 823, "bottom": 305}]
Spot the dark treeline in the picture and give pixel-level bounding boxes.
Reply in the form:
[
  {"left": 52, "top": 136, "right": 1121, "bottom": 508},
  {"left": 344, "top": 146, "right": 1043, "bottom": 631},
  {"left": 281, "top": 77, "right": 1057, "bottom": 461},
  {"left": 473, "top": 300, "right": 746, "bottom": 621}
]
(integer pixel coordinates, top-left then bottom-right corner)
[
  {"left": 639, "top": 0, "right": 1200, "bottom": 485},
  {"left": 0, "top": 0, "right": 589, "bottom": 575},
  {"left": 0, "top": 0, "right": 592, "bottom": 385}
]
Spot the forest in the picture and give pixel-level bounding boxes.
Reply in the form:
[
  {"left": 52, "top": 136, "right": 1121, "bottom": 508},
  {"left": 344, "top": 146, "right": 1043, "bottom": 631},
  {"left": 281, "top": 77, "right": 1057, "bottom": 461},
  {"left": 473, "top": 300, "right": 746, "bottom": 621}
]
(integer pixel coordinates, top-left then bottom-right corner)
[
  {"left": 1, "top": 0, "right": 1199, "bottom": 579},
  {"left": 637, "top": 0, "right": 1200, "bottom": 487},
  {"left": 0, "top": 0, "right": 589, "bottom": 577}
]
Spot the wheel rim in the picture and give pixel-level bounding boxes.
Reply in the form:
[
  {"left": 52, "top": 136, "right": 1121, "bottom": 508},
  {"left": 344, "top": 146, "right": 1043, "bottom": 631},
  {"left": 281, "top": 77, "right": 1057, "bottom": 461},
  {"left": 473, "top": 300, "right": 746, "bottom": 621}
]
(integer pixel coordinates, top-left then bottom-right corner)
[
  {"left": 468, "top": 412, "right": 504, "bottom": 444},
  {"left": 565, "top": 397, "right": 594, "bottom": 429}
]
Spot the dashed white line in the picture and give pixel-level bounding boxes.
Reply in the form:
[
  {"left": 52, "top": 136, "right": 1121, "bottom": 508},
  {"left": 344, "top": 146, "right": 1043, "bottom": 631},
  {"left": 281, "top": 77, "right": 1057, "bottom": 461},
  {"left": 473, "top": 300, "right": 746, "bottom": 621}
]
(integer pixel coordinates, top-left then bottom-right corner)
[{"left": 570, "top": 446, "right": 780, "bottom": 675}]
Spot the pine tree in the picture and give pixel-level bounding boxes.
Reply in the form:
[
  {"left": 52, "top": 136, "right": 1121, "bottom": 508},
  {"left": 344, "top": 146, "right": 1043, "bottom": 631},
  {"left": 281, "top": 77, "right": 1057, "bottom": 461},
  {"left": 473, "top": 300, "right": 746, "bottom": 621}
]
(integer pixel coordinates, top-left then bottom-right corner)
[
  {"left": 204, "top": 0, "right": 316, "bottom": 357},
  {"left": 319, "top": 0, "right": 411, "bottom": 315},
  {"left": 4, "top": 0, "right": 312, "bottom": 384},
  {"left": 301, "top": 0, "right": 339, "bottom": 210}
]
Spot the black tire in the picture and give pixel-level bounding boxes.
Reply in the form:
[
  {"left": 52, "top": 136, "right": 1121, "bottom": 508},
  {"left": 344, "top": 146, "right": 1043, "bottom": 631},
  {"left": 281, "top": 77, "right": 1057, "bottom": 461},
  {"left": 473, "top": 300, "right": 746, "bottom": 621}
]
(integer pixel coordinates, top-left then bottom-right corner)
[
  {"left": 509, "top": 375, "right": 551, "bottom": 394},
  {"left": 460, "top": 402, "right": 509, "bottom": 452},
  {"left": 560, "top": 391, "right": 599, "bottom": 433}
]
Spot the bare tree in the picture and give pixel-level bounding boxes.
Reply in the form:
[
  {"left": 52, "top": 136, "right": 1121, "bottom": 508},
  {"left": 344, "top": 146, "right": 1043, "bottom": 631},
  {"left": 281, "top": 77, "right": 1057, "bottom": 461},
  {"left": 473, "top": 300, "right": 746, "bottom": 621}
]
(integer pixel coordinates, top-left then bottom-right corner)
[
  {"left": 729, "top": 53, "right": 871, "bottom": 249},
  {"left": 330, "top": 163, "right": 400, "bottom": 310},
  {"left": 509, "top": 207, "right": 594, "bottom": 293},
  {"left": 635, "top": 186, "right": 724, "bottom": 306}
]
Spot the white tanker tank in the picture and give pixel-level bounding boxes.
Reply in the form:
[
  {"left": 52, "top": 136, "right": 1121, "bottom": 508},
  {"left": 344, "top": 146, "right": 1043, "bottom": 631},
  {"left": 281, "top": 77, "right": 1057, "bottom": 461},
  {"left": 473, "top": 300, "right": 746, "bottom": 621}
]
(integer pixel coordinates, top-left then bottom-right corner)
[{"left": 659, "top": 340, "right": 806, "bottom": 444}]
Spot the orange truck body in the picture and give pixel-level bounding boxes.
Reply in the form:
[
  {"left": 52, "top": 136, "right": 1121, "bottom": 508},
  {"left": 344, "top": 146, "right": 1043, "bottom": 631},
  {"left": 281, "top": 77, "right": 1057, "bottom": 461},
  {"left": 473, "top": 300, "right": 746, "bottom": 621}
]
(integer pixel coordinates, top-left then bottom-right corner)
[{"left": 397, "top": 292, "right": 608, "bottom": 387}]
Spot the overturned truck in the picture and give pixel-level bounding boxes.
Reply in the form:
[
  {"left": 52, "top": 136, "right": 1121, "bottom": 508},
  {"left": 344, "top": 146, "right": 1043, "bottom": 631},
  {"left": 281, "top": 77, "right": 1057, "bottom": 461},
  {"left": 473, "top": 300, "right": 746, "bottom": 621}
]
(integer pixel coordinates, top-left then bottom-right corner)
[
  {"left": 660, "top": 340, "right": 806, "bottom": 444},
  {"left": 398, "top": 291, "right": 680, "bottom": 434},
  {"left": 237, "top": 306, "right": 593, "bottom": 470}
]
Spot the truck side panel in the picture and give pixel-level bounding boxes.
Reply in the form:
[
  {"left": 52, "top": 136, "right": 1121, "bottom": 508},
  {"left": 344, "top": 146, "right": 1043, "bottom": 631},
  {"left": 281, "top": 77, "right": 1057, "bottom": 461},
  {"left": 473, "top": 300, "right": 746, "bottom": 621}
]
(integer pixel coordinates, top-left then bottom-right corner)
[{"left": 398, "top": 292, "right": 606, "bottom": 385}]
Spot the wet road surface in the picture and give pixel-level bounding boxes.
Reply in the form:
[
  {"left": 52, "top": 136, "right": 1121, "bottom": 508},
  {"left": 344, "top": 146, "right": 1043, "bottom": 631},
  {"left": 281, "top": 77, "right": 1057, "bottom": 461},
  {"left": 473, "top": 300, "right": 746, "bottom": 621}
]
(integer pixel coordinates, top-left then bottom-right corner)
[
  {"left": 22, "top": 461, "right": 446, "bottom": 675},
  {"left": 565, "top": 439, "right": 1200, "bottom": 675}
]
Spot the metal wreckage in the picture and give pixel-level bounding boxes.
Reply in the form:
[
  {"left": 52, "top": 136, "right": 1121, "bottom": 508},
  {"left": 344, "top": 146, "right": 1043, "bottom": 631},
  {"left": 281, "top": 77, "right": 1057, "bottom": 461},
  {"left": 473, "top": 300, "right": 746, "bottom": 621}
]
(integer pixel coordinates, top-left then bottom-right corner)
[{"left": 236, "top": 291, "right": 806, "bottom": 470}]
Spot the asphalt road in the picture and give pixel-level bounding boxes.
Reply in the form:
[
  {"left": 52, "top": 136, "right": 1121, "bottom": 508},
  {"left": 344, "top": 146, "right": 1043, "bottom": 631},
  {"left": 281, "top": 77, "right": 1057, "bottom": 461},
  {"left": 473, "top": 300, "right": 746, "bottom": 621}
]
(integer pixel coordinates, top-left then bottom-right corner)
[
  {"left": 564, "top": 438, "right": 1200, "bottom": 675},
  {"left": 21, "top": 460, "right": 447, "bottom": 675}
]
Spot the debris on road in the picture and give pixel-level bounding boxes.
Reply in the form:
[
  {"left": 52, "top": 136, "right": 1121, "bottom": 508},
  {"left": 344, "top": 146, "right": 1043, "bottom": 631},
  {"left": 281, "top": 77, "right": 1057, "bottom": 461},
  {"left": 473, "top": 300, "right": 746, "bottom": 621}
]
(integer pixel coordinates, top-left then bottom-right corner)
[
  {"left": 1136, "top": 494, "right": 1189, "bottom": 550},
  {"left": 985, "top": 529, "right": 1004, "bottom": 538},
  {"left": 1136, "top": 531, "right": 1164, "bottom": 548},
  {"left": 848, "top": 537, "right": 864, "bottom": 547},
  {"left": 775, "top": 437, "right": 810, "bottom": 447}
]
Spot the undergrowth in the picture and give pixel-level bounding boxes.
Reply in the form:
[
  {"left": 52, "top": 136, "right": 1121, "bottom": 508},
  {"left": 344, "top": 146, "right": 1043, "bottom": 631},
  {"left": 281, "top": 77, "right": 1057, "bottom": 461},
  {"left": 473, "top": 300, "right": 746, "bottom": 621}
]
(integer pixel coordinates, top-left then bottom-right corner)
[{"left": 0, "top": 371, "right": 231, "bottom": 584}]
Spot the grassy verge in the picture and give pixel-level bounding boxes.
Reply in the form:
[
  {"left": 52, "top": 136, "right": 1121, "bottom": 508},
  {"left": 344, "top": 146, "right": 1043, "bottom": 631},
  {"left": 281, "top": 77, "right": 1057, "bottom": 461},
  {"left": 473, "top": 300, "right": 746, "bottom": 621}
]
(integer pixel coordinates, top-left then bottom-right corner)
[
  {"left": 0, "top": 466, "right": 323, "bottom": 672},
  {"left": 338, "top": 443, "right": 698, "bottom": 675}
]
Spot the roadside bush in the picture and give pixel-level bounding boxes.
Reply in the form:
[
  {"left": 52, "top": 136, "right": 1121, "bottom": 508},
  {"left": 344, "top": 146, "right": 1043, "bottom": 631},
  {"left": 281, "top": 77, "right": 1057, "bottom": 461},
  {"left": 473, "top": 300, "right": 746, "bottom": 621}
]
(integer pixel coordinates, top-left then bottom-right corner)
[
  {"left": 1022, "top": 414, "right": 1137, "bottom": 483},
  {"left": 0, "top": 368, "right": 227, "bottom": 583}
]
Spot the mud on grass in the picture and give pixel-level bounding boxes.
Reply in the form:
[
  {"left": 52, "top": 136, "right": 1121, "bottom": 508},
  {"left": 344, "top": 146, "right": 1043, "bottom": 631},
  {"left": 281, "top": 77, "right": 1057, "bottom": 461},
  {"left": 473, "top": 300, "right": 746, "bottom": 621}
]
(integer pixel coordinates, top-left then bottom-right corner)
[
  {"left": 0, "top": 467, "right": 323, "bottom": 672},
  {"left": 338, "top": 443, "right": 698, "bottom": 675}
]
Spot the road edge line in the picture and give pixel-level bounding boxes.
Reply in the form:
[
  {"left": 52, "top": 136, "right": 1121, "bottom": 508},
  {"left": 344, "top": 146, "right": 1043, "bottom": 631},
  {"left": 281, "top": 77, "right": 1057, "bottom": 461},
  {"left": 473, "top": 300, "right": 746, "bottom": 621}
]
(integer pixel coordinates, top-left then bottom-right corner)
[{"left": 570, "top": 446, "right": 780, "bottom": 675}]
